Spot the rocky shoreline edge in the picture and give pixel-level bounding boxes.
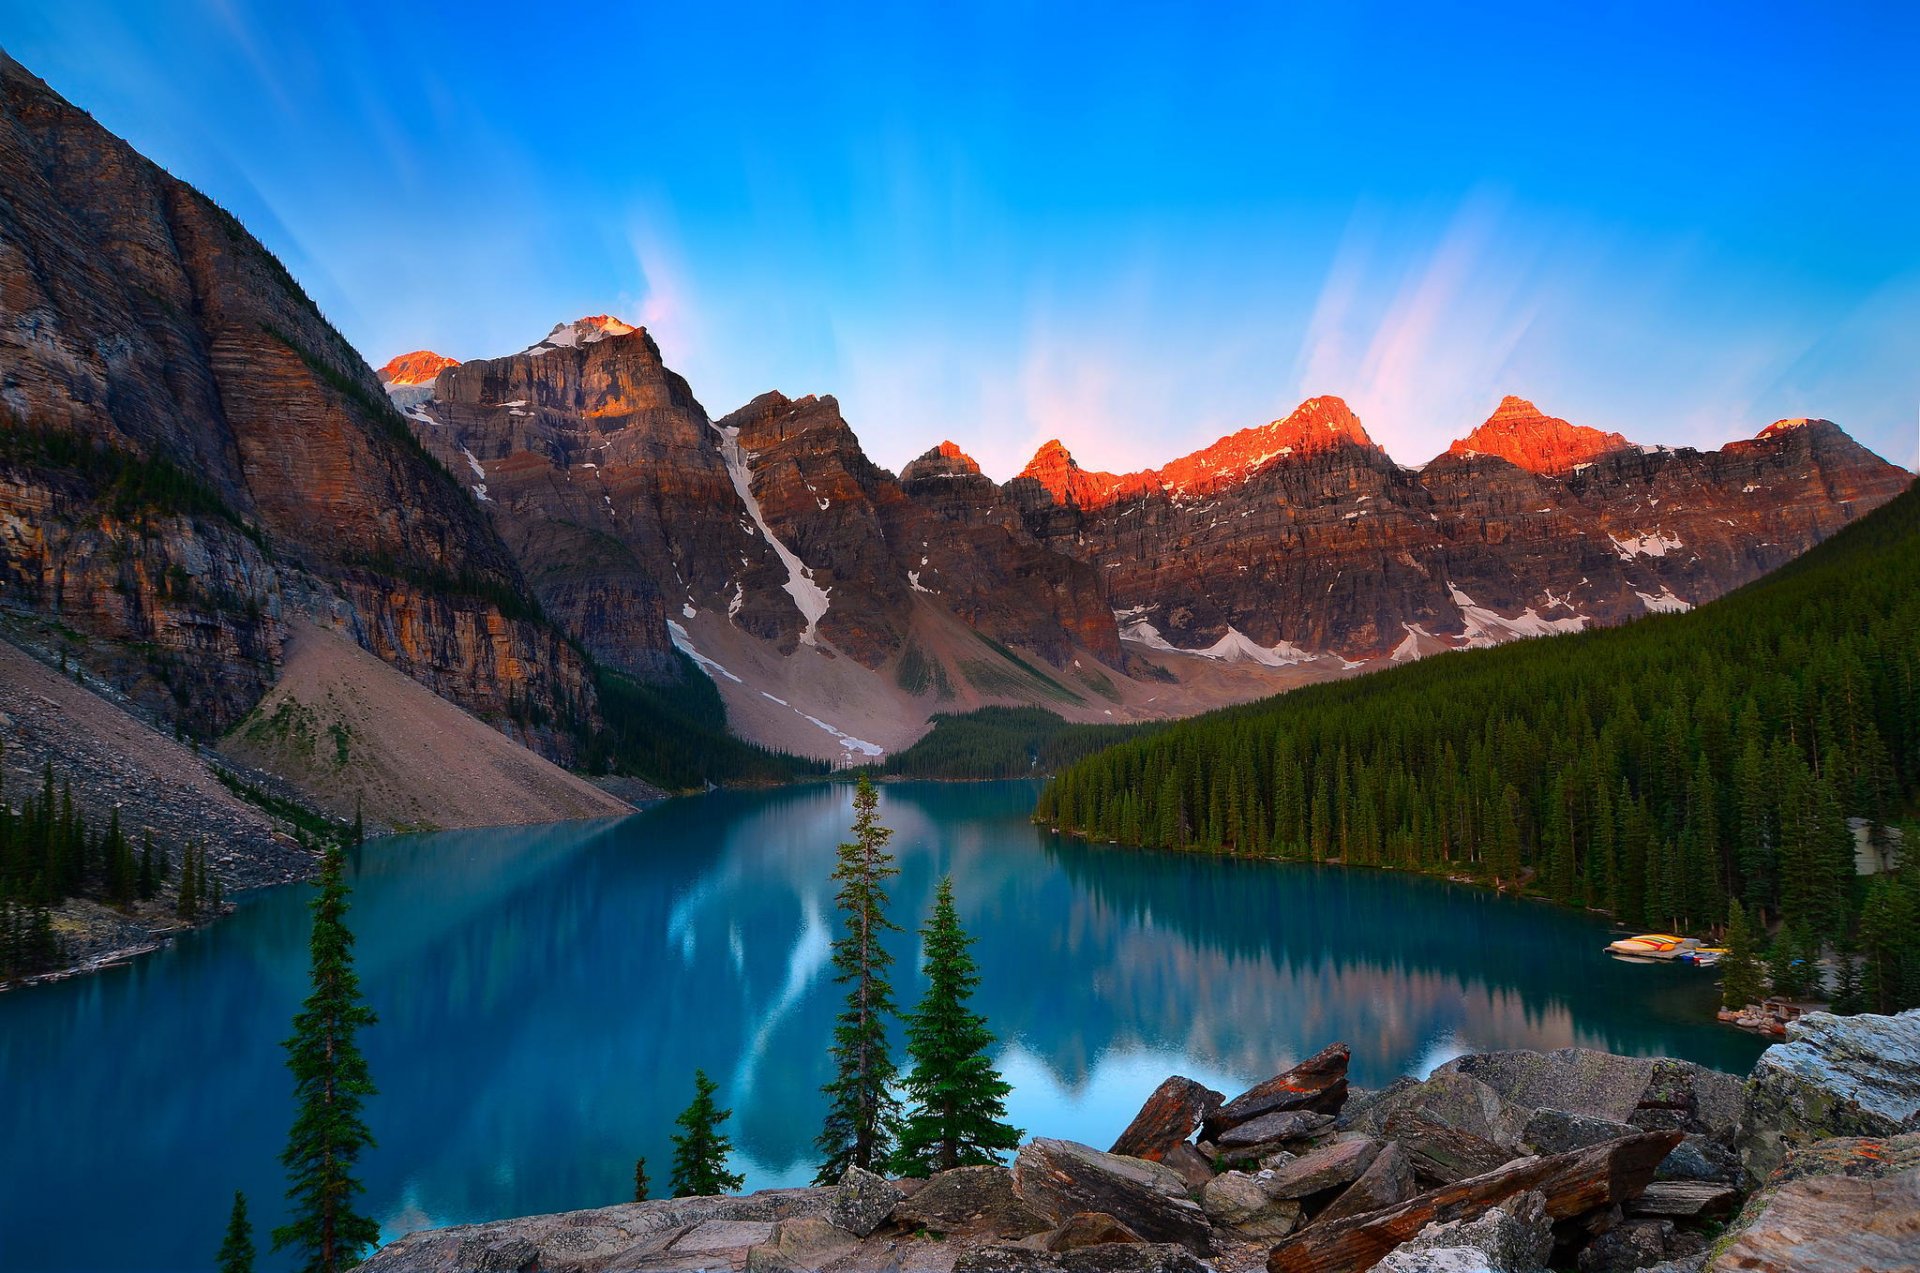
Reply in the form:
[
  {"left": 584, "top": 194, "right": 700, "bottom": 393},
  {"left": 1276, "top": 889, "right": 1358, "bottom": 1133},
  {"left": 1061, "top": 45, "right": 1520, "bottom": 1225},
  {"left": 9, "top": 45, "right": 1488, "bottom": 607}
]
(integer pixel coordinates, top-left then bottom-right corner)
[{"left": 360, "top": 1007, "right": 1920, "bottom": 1273}]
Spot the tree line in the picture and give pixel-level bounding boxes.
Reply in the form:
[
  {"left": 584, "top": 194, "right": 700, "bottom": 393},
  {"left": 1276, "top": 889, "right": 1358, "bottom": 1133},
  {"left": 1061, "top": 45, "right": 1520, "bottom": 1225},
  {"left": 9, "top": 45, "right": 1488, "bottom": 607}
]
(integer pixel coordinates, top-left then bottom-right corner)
[{"left": 1037, "top": 482, "right": 1920, "bottom": 1012}]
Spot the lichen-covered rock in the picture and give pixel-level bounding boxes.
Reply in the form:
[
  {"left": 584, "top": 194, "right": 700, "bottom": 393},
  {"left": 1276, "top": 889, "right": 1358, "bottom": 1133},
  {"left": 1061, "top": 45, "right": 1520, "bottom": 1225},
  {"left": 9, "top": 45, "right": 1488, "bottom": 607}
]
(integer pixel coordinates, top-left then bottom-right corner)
[
  {"left": 1034, "top": 1211, "right": 1144, "bottom": 1252},
  {"left": 1374, "top": 1189, "right": 1552, "bottom": 1273},
  {"left": 1198, "top": 1172, "right": 1303, "bottom": 1239},
  {"left": 1315, "top": 1141, "right": 1417, "bottom": 1226},
  {"left": 1524, "top": 1108, "right": 1640, "bottom": 1156},
  {"left": 744, "top": 1216, "right": 862, "bottom": 1272},
  {"left": 1259, "top": 1136, "right": 1382, "bottom": 1200},
  {"left": 1737, "top": 1009, "right": 1920, "bottom": 1184},
  {"left": 828, "top": 1165, "right": 902, "bottom": 1238},
  {"left": 1213, "top": 1109, "right": 1334, "bottom": 1150},
  {"left": 1109, "top": 1077, "right": 1224, "bottom": 1161},
  {"left": 953, "top": 1242, "right": 1209, "bottom": 1272},
  {"left": 895, "top": 1164, "right": 1054, "bottom": 1240},
  {"left": 1577, "top": 1217, "right": 1701, "bottom": 1273}
]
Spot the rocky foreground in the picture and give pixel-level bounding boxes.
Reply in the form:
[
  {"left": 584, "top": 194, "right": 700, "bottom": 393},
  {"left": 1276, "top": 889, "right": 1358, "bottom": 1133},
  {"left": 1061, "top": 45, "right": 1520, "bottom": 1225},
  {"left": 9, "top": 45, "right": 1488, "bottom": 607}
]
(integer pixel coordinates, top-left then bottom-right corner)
[{"left": 361, "top": 1010, "right": 1920, "bottom": 1273}]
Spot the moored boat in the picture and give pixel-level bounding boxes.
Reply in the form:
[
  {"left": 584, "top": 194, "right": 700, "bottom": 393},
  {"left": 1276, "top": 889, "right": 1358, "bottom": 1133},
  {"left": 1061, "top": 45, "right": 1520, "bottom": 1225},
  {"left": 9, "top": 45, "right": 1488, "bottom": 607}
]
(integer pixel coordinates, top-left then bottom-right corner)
[{"left": 1605, "top": 933, "right": 1698, "bottom": 959}]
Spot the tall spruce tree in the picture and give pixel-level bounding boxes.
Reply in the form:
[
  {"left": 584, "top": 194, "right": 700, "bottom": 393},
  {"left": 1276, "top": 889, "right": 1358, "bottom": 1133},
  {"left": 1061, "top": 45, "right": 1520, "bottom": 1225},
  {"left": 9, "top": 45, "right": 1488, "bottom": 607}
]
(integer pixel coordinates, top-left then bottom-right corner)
[
  {"left": 814, "top": 776, "right": 902, "bottom": 1182},
  {"left": 670, "top": 1070, "right": 744, "bottom": 1197},
  {"left": 273, "top": 844, "right": 380, "bottom": 1273},
  {"left": 1719, "top": 899, "right": 1766, "bottom": 1010},
  {"left": 217, "top": 1191, "right": 255, "bottom": 1273},
  {"left": 887, "top": 877, "right": 1021, "bottom": 1176}
]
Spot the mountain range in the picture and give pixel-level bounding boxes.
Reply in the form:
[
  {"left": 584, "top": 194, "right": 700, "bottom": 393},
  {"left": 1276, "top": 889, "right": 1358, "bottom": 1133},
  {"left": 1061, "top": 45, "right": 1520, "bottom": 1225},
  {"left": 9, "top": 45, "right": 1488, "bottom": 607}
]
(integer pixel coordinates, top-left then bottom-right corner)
[
  {"left": 380, "top": 325, "right": 1909, "bottom": 761},
  {"left": 0, "top": 48, "right": 1910, "bottom": 793}
]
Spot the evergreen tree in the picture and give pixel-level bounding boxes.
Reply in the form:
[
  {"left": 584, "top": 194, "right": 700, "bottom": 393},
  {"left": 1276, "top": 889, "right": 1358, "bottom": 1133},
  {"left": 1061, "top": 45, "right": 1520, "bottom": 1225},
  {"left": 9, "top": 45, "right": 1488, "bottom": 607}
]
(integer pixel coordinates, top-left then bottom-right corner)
[
  {"left": 670, "top": 1070, "right": 743, "bottom": 1197},
  {"left": 217, "top": 1190, "right": 255, "bottom": 1273},
  {"left": 814, "top": 776, "right": 902, "bottom": 1182},
  {"left": 632, "top": 1156, "right": 650, "bottom": 1202},
  {"left": 273, "top": 845, "right": 380, "bottom": 1273},
  {"left": 887, "top": 877, "right": 1021, "bottom": 1176},
  {"left": 1719, "top": 899, "right": 1766, "bottom": 1010}
]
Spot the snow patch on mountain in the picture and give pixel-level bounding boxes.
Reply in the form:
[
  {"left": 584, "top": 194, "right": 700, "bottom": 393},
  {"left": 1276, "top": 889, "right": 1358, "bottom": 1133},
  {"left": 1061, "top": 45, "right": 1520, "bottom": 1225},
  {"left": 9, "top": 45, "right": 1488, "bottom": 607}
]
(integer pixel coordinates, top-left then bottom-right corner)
[
  {"left": 1447, "top": 583, "right": 1588, "bottom": 649},
  {"left": 712, "top": 423, "right": 832, "bottom": 645}
]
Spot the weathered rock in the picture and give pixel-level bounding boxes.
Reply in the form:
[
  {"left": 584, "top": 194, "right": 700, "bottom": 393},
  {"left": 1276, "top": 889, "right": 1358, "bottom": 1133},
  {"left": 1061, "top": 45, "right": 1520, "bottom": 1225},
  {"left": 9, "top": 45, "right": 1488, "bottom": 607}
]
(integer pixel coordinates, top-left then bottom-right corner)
[
  {"left": 1576, "top": 1217, "right": 1698, "bottom": 1273},
  {"left": 1374, "top": 1189, "right": 1552, "bottom": 1273},
  {"left": 1653, "top": 1135, "right": 1741, "bottom": 1184},
  {"left": 358, "top": 1188, "right": 835, "bottom": 1272},
  {"left": 1215, "top": 1110, "right": 1335, "bottom": 1150},
  {"left": 1396, "top": 1072, "right": 1533, "bottom": 1149},
  {"left": 452, "top": 1234, "right": 539, "bottom": 1272},
  {"left": 954, "top": 1243, "right": 1208, "bottom": 1272},
  {"left": 1436, "top": 1050, "right": 1667, "bottom": 1127},
  {"left": 1336, "top": 1078, "right": 1421, "bottom": 1132},
  {"left": 1199, "top": 1172, "right": 1304, "bottom": 1239},
  {"left": 1624, "top": 1181, "right": 1739, "bottom": 1219},
  {"left": 744, "top": 1216, "right": 862, "bottom": 1272},
  {"left": 1037, "top": 1212, "right": 1144, "bottom": 1252},
  {"left": 1523, "top": 1109, "right": 1640, "bottom": 1157},
  {"left": 1315, "top": 1142, "right": 1418, "bottom": 1226},
  {"left": 1109, "top": 1077, "right": 1224, "bottom": 1161},
  {"left": 1011, "top": 1139, "right": 1211, "bottom": 1254},
  {"left": 828, "top": 1165, "right": 902, "bottom": 1238},
  {"left": 895, "top": 1165, "right": 1055, "bottom": 1240},
  {"left": 1711, "top": 1163, "right": 1920, "bottom": 1271},
  {"left": 1157, "top": 1143, "right": 1216, "bottom": 1192},
  {"left": 1384, "top": 1109, "right": 1520, "bottom": 1184},
  {"left": 1205, "top": 1044, "right": 1351, "bottom": 1139},
  {"left": 1261, "top": 1137, "right": 1382, "bottom": 1201},
  {"left": 1738, "top": 1008, "right": 1920, "bottom": 1184},
  {"left": 1265, "top": 1130, "right": 1682, "bottom": 1273}
]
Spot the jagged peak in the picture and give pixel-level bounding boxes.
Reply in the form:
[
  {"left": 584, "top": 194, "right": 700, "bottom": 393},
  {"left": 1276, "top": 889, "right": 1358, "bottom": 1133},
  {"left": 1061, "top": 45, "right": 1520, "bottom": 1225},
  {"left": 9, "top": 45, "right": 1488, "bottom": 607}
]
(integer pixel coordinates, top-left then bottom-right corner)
[
  {"left": 1445, "top": 395, "right": 1633, "bottom": 475},
  {"left": 1758, "top": 417, "right": 1835, "bottom": 438},
  {"left": 901, "top": 440, "right": 985, "bottom": 483},
  {"left": 521, "top": 314, "right": 639, "bottom": 356},
  {"left": 377, "top": 350, "right": 460, "bottom": 386}
]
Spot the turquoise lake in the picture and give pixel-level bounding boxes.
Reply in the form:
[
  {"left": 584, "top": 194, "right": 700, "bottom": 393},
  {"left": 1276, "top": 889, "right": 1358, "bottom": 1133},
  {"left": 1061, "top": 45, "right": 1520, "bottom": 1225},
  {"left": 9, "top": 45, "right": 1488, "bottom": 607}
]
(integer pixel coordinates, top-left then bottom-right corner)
[{"left": 0, "top": 780, "right": 1764, "bottom": 1272}]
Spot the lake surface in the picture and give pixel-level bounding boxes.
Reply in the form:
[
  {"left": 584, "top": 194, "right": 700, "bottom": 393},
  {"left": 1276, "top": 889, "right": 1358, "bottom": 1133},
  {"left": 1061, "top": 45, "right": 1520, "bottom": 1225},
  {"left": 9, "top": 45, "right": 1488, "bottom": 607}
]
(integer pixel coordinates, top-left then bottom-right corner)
[{"left": 0, "top": 780, "right": 1763, "bottom": 1272}]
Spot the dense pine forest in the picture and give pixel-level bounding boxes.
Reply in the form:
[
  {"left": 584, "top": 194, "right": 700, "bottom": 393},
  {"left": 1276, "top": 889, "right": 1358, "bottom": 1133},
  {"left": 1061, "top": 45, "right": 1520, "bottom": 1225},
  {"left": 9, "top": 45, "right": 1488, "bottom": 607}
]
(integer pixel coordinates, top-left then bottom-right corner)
[
  {"left": 880, "top": 707, "right": 1154, "bottom": 780},
  {"left": 1038, "top": 480, "right": 1920, "bottom": 1012}
]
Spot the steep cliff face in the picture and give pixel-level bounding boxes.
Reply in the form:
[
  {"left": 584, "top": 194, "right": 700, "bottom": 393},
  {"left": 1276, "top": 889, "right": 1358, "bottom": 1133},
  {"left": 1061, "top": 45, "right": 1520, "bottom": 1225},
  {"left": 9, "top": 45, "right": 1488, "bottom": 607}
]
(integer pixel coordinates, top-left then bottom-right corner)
[
  {"left": 0, "top": 53, "right": 592, "bottom": 755},
  {"left": 1014, "top": 397, "right": 1910, "bottom": 661}
]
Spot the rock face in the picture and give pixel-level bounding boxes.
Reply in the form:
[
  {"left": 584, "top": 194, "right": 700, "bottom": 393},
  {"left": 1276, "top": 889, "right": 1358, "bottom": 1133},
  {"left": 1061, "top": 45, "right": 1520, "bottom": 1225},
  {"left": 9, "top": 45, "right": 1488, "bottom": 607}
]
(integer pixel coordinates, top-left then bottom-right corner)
[
  {"left": 1206, "top": 1043, "right": 1352, "bottom": 1139},
  {"left": 1738, "top": 1008, "right": 1920, "bottom": 1183},
  {"left": 1011, "top": 396, "right": 1910, "bottom": 662},
  {"left": 0, "top": 52, "right": 592, "bottom": 757},
  {"left": 1373, "top": 1188, "right": 1553, "bottom": 1273},
  {"left": 1010, "top": 1139, "right": 1213, "bottom": 1254}
]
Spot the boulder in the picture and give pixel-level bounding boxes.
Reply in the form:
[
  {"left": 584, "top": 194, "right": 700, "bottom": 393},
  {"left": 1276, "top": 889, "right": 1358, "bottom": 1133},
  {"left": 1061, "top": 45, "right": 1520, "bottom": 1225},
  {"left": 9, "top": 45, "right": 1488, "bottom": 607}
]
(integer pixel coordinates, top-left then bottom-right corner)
[
  {"left": 1709, "top": 1132, "right": 1920, "bottom": 1271},
  {"left": 1261, "top": 1137, "right": 1382, "bottom": 1201},
  {"left": 1199, "top": 1172, "right": 1304, "bottom": 1239},
  {"left": 1109, "top": 1077, "right": 1224, "bottom": 1161},
  {"left": 1037, "top": 1211, "right": 1144, "bottom": 1252},
  {"left": 1337, "top": 1077, "right": 1420, "bottom": 1132},
  {"left": 953, "top": 1243, "right": 1209, "bottom": 1272},
  {"left": 1397, "top": 1071, "right": 1532, "bottom": 1149},
  {"left": 1383, "top": 1109, "right": 1520, "bottom": 1184},
  {"left": 1214, "top": 1109, "right": 1334, "bottom": 1150},
  {"left": 452, "top": 1235, "right": 539, "bottom": 1272},
  {"left": 1373, "top": 1189, "right": 1552, "bottom": 1273},
  {"left": 1652, "top": 1135, "right": 1740, "bottom": 1184},
  {"left": 1265, "top": 1130, "right": 1682, "bottom": 1273},
  {"left": 1522, "top": 1108, "right": 1640, "bottom": 1157},
  {"left": 1314, "top": 1142, "right": 1417, "bottom": 1226},
  {"left": 1205, "top": 1044, "right": 1351, "bottom": 1139},
  {"left": 828, "top": 1165, "right": 901, "bottom": 1238},
  {"left": 894, "top": 1164, "right": 1054, "bottom": 1239},
  {"left": 1576, "top": 1217, "right": 1702, "bottom": 1273},
  {"left": 1738, "top": 1008, "right": 1920, "bottom": 1183},
  {"left": 1157, "top": 1142, "right": 1216, "bottom": 1192},
  {"left": 1435, "top": 1049, "right": 1658, "bottom": 1125},
  {"left": 744, "top": 1216, "right": 862, "bottom": 1272},
  {"left": 1011, "top": 1139, "right": 1212, "bottom": 1253}
]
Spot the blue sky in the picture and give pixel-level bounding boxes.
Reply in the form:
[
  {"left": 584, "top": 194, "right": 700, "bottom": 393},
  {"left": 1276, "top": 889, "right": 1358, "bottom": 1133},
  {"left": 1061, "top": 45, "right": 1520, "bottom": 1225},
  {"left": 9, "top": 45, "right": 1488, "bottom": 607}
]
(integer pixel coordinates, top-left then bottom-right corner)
[{"left": 3, "top": 1, "right": 1916, "bottom": 478}]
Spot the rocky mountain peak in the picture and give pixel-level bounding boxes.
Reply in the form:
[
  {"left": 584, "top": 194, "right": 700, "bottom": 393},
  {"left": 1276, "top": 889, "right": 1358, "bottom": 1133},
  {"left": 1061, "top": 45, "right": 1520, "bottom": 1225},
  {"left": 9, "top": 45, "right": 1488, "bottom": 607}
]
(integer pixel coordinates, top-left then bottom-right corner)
[
  {"left": 1446, "top": 395, "right": 1633, "bottom": 474},
  {"left": 1758, "top": 417, "right": 1832, "bottom": 439},
  {"left": 900, "top": 440, "right": 984, "bottom": 483},
  {"left": 522, "top": 314, "right": 639, "bottom": 356},
  {"left": 377, "top": 350, "right": 460, "bottom": 386}
]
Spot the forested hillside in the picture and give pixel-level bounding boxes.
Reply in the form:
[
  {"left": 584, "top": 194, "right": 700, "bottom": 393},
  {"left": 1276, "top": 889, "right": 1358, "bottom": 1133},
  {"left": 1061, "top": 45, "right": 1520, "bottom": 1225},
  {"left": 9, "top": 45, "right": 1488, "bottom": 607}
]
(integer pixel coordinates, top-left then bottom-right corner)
[
  {"left": 1038, "top": 479, "right": 1919, "bottom": 1003},
  {"left": 879, "top": 707, "right": 1153, "bottom": 780}
]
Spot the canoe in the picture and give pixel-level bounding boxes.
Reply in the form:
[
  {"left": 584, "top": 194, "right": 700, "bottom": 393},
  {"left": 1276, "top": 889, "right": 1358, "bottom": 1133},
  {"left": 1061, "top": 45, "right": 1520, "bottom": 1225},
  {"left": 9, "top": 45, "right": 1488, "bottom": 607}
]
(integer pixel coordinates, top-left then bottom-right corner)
[{"left": 1606, "top": 933, "right": 1698, "bottom": 959}]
